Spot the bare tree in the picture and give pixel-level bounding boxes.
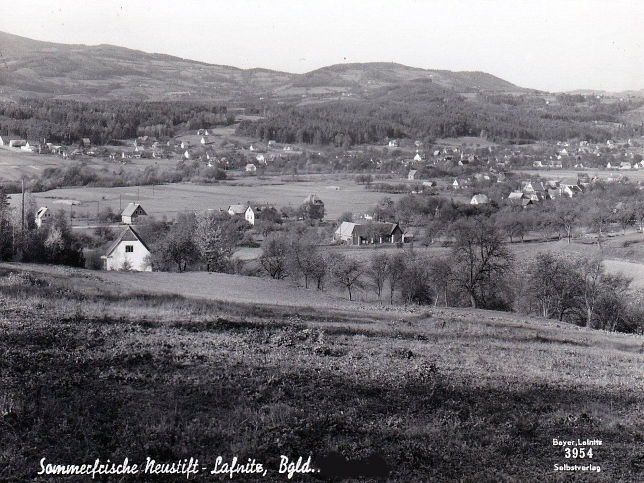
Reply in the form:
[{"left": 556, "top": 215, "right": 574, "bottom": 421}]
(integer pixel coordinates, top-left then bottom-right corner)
[
  {"left": 553, "top": 198, "right": 580, "bottom": 243},
  {"left": 449, "top": 217, "right": 513, "bottom": 309},
  {"left": 153, "top": 213, "right": 199, "bottom": 272},
  {"left": 193, "top": 211, "right": 242, "bottom": 272},
  {"left": 259, "top": 232, "right": 290, "bottom": 279},
  {"left": 329, "top": 253, "right": 364, "bottom": 301},
  {"left": 427, "top": 258, "right": 453, "bottom": 307},
  {"left": 386, "top": 252, "right": 407, "bottom": 305},
  {"left": 288, "top": 234, "right": 324, "bottom": 288},
  {"left": 368, "top": 252, "right": 389, "bottom": 300}
]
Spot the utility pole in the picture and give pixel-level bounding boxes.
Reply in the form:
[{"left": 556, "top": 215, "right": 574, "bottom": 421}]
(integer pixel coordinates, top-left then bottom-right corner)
[
  {"left": 119, "top": 194, "right": 122, "bottom": 212},
  {"left": 21, "top": 178, "right": 24, "bottom": 231}
]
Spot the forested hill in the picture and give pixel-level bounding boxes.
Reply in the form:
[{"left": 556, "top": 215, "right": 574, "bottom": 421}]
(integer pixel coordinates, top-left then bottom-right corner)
[
  {"left": 0, "top": 31, "right": 522, "bottom": 101},
  {"left": 2, "top": 31, "right": 643, "bottom": 145}
]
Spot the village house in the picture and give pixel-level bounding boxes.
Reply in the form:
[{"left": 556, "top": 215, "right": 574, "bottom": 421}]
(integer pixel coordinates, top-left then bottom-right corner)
[
  {"left": 408, "top": 169, "right": 418, "bottom": 180},
  {"left": 245, "top": 204, "right": 272, "bottom": 226},
  {"left": 121, "top": 203, "right": 147, "bottom": 225},
  {"left": 245, "top": 163, "right": 257, "bottom": 173},
  {"left": 101, "top": 226, "right": 152, "bottom": 272},
  {"left": 8, "top": 139, "right": 26, "bottom": 148},
  {"left": 470, "top": 194, "right": 489, "bottom": 205},
  {"left": 388, "top": 139, "right": 399, "bottom": 148},
  {"left": 35, "top": 207, "right": 51, "bottom": 228},
  {"left": 227, "top": 204, "right": 248, "bottom": 216},
  {"left": 413, "top": 152, "right": 422, "bottom": 162},
  {"left": 334, "top": 221, "right": 404, "bottom": 246},
  {"left": 20, "top": 141, "right": 36, "bottom": 153},
  {"left": 82, "top": 138, "right": 91, "bottom": 147}
]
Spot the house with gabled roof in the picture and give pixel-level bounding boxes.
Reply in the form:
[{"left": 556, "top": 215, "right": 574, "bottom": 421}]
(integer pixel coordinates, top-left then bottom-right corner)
[
  {"left": 334, "top": 221, "right": 404, "bottom": 245},
  {"left": 35, "top": 207, "right": 51, "bottom": 228},
  {"left": 228, "top": 204, "right": 248, "bottom": 216},
  {"left": 508, "top": 191, "right": 524, "bottom": 201},
  {"left": 470, "top": 194, "right": 489, "bottom": 205},
  {"left": 101, "top": 226, "right": 152, "bottom": 272},
  {"left": 245, "top": 204, "right": 273, "bottom": 226},
  {"left": 121, "top": 203, "right": 147, "bottom": 225}
]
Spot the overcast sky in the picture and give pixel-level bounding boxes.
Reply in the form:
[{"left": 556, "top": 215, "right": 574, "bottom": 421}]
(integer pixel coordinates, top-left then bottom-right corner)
[{"left": 0, "top": 0, "right": 641, "bottom": 92}]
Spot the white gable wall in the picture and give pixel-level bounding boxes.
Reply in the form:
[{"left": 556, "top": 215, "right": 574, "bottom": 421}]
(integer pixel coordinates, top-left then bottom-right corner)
[
  {"left": 245, "top": 207, "right": 256, "bottom": 225},
  {"left": 104, "top": 240, "right": 152, "bottom": 271}
]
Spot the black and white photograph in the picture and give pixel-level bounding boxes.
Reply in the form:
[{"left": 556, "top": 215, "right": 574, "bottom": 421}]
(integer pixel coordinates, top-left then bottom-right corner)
[{"left": 0, "top": 0, "right": 642, "bottom": 480}]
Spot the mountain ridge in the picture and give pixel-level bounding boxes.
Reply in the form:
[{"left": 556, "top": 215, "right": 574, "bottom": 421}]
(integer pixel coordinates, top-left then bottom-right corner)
[{"left": 0, "top": 30, "right": 524, "bottom": 101}]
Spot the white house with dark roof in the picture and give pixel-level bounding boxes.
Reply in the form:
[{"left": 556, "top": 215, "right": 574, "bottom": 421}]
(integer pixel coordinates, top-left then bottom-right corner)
[
  {"left": 121, "top": 203, "right": 147, "bottom": 225},
  {"left": 245, "top": 204, "right": 273, "bottom": 225},
  {"left": 101, "top": 226, "right": 152, "bottom": 272},
  {"left": 35, "top": 207, "right": 51, "bottom": 228}
]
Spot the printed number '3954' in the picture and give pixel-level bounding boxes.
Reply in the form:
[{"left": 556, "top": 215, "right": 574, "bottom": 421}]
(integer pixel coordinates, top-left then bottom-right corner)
[{"left": 565, "top": 447, "right": 593, "bottom": 459}]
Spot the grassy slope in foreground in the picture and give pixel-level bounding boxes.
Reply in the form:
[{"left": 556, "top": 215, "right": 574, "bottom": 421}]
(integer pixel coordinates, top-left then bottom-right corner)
[{"left": 0, "top": 264, "right": 642, "bottom": 481}]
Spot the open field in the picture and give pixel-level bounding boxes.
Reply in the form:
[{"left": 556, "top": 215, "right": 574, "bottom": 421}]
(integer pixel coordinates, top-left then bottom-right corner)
[
  {"left": 11, "top": 175, "right": 401, "bottom": 220},
  {"left": 0, "top": 147, "right": 65, "bottom": 180},
  {"left": 0, "top": 146, "right": 180, "bottom": 183},
  {"left": 0, "top": 262, "right": 357, "bottom": 310},
  {"left": 0, "top": 263, "right": 642, "bottom": 480}
]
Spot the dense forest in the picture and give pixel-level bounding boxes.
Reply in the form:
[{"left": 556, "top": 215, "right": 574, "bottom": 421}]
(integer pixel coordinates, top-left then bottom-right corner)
[
  {"left": 0, "top": 99, "right": 234, "bottom": 145},
  {"left": 237, "top": 82, "right": 643, "bottom": 146}
]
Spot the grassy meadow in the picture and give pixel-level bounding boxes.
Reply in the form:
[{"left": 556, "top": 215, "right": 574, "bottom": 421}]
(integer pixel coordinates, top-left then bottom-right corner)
[
  {"left": 16, "top": 175, "right": 402, "bottom": 220},
  {"left": 0, "top": 263, "right": 642, "bottom": 481}
]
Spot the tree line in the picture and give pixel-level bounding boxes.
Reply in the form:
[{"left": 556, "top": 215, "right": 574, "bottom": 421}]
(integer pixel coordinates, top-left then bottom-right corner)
[
  {"left": 0, "top": 99, "right": 233, "bottom": 146},
  {"left": 236, "top": 84, "right": 642, "bottom": 147},
  {"left": 257, "top": 217, "right": 643, "bottom": 334}
]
